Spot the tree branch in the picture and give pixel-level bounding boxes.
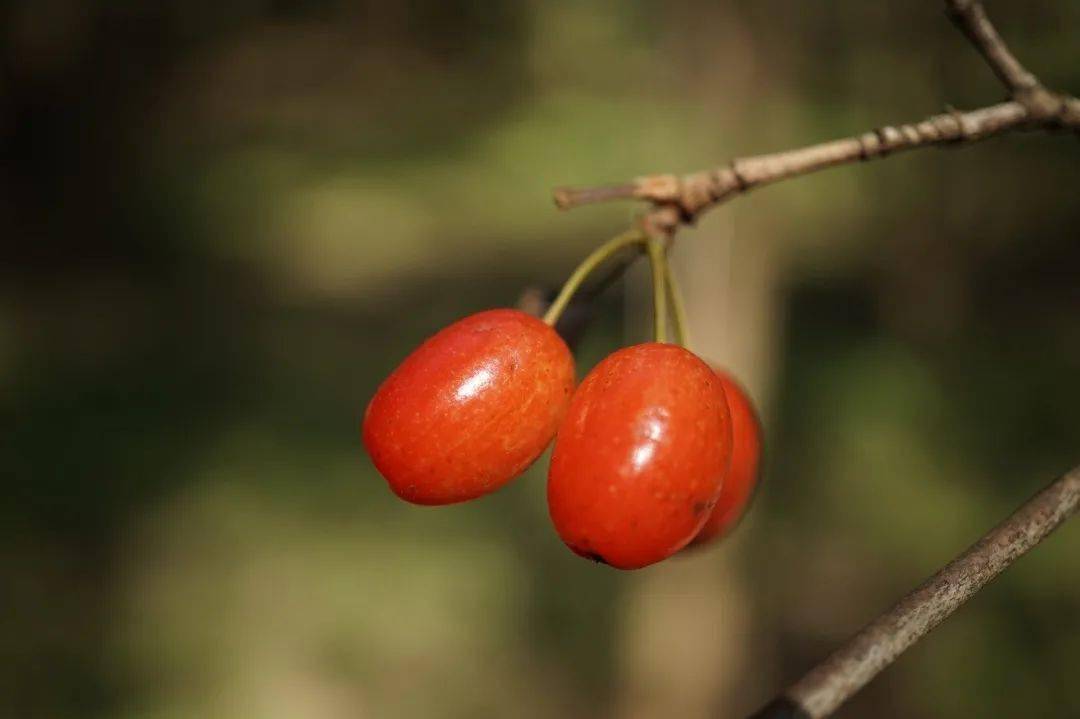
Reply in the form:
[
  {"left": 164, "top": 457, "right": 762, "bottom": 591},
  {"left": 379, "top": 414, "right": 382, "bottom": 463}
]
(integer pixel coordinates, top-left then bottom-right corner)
[
  {"left": 555, "top": 101, "right": 1041, "bottom": 220},
  {"left": 553, "top": 1, "right": 1079, "bottom": 230},
  {"left": 749, "top": 464, "right": 1080, "bottom": 719}
]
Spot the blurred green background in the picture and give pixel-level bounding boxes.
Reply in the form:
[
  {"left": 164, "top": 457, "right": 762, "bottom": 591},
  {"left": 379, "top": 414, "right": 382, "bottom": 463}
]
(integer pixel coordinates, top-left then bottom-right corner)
[{"left": 3, "top": 1, "right": 1079, "bottom": 717}]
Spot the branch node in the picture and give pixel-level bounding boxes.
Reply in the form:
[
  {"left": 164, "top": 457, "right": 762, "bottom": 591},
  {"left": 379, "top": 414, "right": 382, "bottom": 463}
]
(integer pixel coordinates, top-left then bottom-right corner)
[
  {"left": 1059, "top": 97, "right": 1080, "bottom": 131},
  {"left": 639, "top": 205, "right": 681, "bottom": 238},
  {"left": 1016, "top": 86, "right": 1066, "bottom": 124},
  {"left": 729, "top": 159, "right": 750, "bottom": 191},
  {"left": 856, "top": 132, "right": 878, "bottom": 161},
  {"left": 635, "top": 174, "right": 681, "bottom": 204},
  {"left": 942, "top": 105, "right": 974, "bottom": 142},
  {"left": 873, "top": 126, "right": 899, "bottom": 157},
  {"left": 679, "top": 170, "right": 718, "bottom": 217}
]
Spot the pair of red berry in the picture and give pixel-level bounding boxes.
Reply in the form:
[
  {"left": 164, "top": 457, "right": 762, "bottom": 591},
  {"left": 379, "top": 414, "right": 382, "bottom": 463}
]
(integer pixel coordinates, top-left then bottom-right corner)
[{"left": 362, "top": 308, "right": 761, "bottom": 569}]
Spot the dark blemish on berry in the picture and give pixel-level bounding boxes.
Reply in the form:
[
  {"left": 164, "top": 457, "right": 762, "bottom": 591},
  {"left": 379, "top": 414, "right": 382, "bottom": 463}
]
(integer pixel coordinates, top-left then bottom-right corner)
[
  {"left": 570, "top": 540, "right": 608, "bottom": 565},
  {"left": 693, "top": 501, "right": 709, "bottom": 516}
]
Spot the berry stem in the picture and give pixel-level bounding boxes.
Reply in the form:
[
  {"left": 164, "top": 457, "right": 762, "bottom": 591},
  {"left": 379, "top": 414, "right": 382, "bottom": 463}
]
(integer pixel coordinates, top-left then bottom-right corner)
[
  {"left": 664, "top": 254, "right": 691, "bottom": 348},
  {"left": 543, "top": 229, "right": 647, "bottom": 327},
  {"left": 646, "top": 236, "right": 668, "bottom": 344}
]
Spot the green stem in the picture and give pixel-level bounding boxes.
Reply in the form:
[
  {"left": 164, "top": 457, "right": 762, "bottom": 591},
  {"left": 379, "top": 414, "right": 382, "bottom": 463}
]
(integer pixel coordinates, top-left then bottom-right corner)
[
  {"left": 646, "top": 236, "right": 668, "bottom": 344},
  {"left": 664, "top": 255, "right": 691, "bottom": 348},
  {"left": 543, "top": 229, "right": 647, "bottom": 326}
]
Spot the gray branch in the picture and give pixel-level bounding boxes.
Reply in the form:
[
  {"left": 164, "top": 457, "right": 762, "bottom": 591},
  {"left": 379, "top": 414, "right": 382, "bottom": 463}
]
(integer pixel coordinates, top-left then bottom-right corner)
[{"left": 750, "top": 465, "right": 1080, "bottom": 718}]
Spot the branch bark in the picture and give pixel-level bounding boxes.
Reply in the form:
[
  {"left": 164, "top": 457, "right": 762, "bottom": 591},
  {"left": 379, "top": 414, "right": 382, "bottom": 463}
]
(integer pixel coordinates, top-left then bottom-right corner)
[
  {"left": 553, "top": 2, "right": 1079, "bottom": 232},
  {"left": 555, "top": 101, "right": 1036, "bottom": 220},
  {"left": 749, "top": 464, "right": 1080, "bottom": 719}
]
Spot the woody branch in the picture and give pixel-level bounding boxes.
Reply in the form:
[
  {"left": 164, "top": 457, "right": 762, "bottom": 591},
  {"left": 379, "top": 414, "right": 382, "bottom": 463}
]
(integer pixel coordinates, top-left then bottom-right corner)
[{"left": 553, "top": 1, "right": 1079, "bottom": 236}]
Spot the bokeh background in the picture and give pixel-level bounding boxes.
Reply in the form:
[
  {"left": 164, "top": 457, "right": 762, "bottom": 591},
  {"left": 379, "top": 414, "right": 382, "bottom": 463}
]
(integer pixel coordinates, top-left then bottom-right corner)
[{"left": 4, "top": 1, "right": 1079, "bottom": 717}]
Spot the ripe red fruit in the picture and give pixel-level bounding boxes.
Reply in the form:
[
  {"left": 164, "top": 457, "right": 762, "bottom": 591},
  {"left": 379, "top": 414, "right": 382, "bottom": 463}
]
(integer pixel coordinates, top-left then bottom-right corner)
[
  {"left": 363, "top": 309, "right": 575, "bottom": 505},
  {"left": 547, "top": 343, "right": 733, "bottom": 569},
  {"left": 690, "top": 370, "right": 762, "bottom": 546}
]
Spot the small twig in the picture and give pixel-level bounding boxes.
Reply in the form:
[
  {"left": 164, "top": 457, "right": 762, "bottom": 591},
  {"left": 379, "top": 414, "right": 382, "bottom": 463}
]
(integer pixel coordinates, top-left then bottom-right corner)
[
  {"left": 552, "top": 183, "right": 638, "bottom": 210},
  {"left": 750, "top": 464, "right": 1080, "bottom": 719},
  {"left": 945, "top": 0, "right": 1040, "bottom": 94}
]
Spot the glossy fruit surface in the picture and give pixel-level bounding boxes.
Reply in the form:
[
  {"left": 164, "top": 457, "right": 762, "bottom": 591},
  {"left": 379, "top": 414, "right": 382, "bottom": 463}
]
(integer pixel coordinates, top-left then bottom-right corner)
[
  {"left": 547, "top": 343, "right": 733, "bottom": 569},
  {"left": 363, "top": 309, "right": 575, "bottom": 505},
  {"left": 690, "top": 370, "right": 762, "bottom": 546}
]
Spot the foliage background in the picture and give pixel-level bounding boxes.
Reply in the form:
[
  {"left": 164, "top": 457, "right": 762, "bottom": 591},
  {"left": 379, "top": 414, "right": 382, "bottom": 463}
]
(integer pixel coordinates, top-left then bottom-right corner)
[{"left": 3, "top": 1, "right": 1079, "bottom": 717}]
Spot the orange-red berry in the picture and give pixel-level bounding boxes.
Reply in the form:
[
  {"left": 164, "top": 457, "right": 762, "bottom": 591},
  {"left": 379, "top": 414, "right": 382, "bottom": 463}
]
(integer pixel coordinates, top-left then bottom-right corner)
[
  {"left": 363, "top": 309, "right": 575, "bottom": 505},
  {"left": 547, "top": 343, "right": 733, "bottom": 569},
  {"left": 690, "top": 370, "right": 762, "bottom": 546}
]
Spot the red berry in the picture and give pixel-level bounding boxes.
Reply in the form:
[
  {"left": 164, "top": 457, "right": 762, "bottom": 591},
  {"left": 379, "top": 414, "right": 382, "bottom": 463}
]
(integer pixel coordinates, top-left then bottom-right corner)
[
  {"left": 690, "top": 370, "right": 762, "bottom": 546},
  {"left": 363, "top": 309, "right": 575, "bottom": 505},
  {"left": 547, "top": 343, "right": 733, "bottom": 569}
]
